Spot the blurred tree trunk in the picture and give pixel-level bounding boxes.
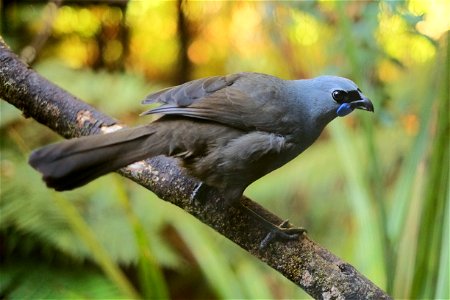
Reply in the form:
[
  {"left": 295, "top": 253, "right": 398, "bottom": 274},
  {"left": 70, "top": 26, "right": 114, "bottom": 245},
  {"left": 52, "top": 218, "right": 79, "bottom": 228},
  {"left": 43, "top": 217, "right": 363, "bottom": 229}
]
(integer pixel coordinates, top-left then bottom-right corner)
[{"left": 175, "top": 0, "right": 193, "bottom": 84}]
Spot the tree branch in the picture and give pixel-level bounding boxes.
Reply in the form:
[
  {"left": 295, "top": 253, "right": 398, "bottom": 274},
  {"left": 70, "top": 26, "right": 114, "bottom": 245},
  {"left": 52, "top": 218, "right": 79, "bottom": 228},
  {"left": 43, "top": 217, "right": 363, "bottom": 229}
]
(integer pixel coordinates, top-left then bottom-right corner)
[{"left": 0, "top": 39, "right": 391, "bottom": 300}]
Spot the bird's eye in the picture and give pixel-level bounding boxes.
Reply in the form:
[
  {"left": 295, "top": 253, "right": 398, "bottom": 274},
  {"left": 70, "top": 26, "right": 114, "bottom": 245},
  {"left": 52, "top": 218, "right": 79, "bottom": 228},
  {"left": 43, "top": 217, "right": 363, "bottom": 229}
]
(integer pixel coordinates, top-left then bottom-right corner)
[{"left": 332, "top": 90, "right": 347, "bottom": 103}]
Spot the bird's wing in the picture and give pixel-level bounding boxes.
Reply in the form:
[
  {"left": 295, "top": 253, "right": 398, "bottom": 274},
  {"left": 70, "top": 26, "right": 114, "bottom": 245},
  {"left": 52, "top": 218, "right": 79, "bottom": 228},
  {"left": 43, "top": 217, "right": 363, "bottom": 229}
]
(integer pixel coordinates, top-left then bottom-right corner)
[{"left": 141, "top": 72, "right": 289, "bottom": 132}]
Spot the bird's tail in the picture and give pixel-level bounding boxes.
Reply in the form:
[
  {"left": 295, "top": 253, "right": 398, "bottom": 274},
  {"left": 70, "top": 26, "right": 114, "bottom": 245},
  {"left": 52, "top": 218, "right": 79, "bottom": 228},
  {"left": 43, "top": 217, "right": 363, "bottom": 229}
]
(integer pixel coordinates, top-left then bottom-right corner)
[{"left": 29, "top": 125, "right": 164, "bottom": 191}]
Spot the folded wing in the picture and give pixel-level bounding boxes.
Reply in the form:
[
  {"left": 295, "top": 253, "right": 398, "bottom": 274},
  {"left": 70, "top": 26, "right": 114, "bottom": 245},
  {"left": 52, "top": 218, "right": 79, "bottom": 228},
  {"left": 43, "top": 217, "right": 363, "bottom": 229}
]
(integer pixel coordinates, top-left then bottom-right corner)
[{"left": 141, "top": 72, "right": 289, "bottom": 132}]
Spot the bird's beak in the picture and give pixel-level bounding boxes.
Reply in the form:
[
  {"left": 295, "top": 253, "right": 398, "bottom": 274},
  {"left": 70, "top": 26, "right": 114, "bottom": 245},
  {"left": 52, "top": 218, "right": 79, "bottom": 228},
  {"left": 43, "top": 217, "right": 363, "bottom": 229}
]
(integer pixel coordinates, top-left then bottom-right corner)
[{"left": 350, "top": 96, "right": 374, "bottom": 112}]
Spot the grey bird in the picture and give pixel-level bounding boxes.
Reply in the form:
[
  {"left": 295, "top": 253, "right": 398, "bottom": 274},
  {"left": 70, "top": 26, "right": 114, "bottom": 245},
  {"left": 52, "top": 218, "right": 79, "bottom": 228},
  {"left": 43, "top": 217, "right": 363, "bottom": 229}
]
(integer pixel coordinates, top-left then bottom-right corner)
[{"left": 29, "top": 72, "right": 373, "bottom": 243}]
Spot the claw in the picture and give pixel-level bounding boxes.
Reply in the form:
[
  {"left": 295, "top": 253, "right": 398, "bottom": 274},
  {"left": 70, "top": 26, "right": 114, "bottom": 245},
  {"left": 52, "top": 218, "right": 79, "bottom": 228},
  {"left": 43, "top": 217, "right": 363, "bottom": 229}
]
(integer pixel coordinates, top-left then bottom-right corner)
[
  {"left": 240, "top": 202, "right": 306, "bottom": 249},
  {"left": 259, "top": 220, "right": 306, "bottom": 249}
]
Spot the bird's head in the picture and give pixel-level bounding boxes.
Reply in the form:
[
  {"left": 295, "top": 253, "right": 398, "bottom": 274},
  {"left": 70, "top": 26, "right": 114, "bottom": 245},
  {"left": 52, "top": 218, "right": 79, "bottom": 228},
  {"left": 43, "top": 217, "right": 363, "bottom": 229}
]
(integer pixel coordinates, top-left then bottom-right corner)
[{"left": 306, "top": 75, "right": 374, "bottom": 121}]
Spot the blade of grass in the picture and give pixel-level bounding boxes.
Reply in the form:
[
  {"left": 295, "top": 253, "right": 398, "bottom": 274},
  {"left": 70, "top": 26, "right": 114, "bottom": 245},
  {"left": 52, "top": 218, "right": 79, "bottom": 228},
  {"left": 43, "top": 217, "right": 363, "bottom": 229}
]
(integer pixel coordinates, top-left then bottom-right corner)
[
  {"left": 434, "top": 33, "right": 450, "bottom": 300},
  {"left": 52, "top": 192, "right": 140, "bottom": 299},
  {"left": 114, "top": 177, "right": 169, "bottom": 300},
  {"left": 392, "top": 164, "right": 425, "bottom": 298},
  {"left": 410, "top": 34, "right": 449, "bottom": 298},
  {"left": 410, "top": 99, "right": 448, "bottom": 298},
  {"left": 170, "top": 211, "right": 245, "bottom": 299},
  {"left": 386, "top": 52, "right": 436, "bottom": 260},
  {"left": 435, "top": 188, "right": 449, "bottom": 299},
  {"left": 389, "top": 61, "right": 435, "bottom": 289},
  {"left": 389, "top": 82, "right": 433, "bottom": 298},
  {"left": 362, "top": 110, "right": 395, "bottom": 293},
  {"left": 329, "top": 122, "right": 385, "bottom": 286},
  {"left": 234, "top": 260, "right": 275, "bottom": 298}
]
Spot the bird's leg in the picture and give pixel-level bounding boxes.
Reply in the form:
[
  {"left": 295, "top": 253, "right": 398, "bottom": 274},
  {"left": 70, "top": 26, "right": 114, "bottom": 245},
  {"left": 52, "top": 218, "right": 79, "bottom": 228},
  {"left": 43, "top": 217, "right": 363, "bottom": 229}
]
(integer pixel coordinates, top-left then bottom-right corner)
[
  {"left": 190, "top": 183, "right": 306, "bottom": 248},
  {"left": 190, "top": 182, "right": 207, "bottom": 205},
  {"left": 240, "top": 202, "right": 306, "bottom": 249}
]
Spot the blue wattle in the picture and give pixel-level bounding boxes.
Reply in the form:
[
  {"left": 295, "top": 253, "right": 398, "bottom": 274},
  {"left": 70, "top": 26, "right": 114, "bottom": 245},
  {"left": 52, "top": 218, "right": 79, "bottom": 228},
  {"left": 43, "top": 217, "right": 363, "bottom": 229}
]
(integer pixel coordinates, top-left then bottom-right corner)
[{"left": 337, "top": 103, "right": 353, "bottom": 117}]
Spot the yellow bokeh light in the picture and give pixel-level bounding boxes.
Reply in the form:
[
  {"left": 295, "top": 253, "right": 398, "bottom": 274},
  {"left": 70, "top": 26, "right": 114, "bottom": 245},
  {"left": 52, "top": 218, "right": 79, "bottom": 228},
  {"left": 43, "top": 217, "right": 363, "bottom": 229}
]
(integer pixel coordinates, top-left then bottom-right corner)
[
  {"left": 402, "top": 113, "right": 419, "bottom": 136},
  {"left": 409, "top": 0, "right": 450, "bottom": 39},
  {"left": 57, "top": 35, "right": 92, "bottom": 68},
  {"left": 377, "top": 4, "right": 436, "bottom": 66},
  {"left": 291, "top": 11, "right": 319, "bottom": 46},
  {"left": 378, "top": 59, "right": 402, "bottom": 82},
  {"left": 53, "top": 6, "right": 99, "bottom": 37},
  {"left": 230, "top": 3, "right": 263, "bottom": 56},
  {"left": 188, "top": 39, "right": 212, "bottom": 65},
  {"left": 183, "top": 1, "right": 223, "bottom": 20},
  {"left": 126, "top": 0, "right": 178, "bottom": 77},
  {"left": 410, "top": 37, "right": 435, "bottom": 63}
]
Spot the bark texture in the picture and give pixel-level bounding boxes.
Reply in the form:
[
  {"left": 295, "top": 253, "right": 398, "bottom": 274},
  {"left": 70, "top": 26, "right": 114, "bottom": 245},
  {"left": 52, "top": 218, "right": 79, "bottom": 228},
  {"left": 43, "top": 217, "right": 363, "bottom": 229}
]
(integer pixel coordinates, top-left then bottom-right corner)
[{"left": 0, "top": 39, "right": 391, "bottom": 300}]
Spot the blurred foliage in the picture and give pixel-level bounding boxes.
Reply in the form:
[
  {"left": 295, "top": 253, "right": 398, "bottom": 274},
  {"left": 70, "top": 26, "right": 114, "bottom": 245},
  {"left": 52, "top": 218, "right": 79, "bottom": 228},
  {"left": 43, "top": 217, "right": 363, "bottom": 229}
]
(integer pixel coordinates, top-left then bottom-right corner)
[{"left": 1, "top": 0, "right": 449, "bottom": 299}]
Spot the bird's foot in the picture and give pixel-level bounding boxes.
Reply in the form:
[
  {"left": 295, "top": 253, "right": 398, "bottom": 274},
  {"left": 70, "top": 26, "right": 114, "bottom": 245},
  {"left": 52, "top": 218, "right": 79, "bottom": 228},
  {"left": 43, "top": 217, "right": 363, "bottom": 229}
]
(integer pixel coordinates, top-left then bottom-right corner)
[
  {"left": 191, "top": 187, "right": 306, "bottom": 248},
  {"left": 259, "top": 220, "right": 306, "bottom": 249},
  {"left": 240, "top": 202, "right": 306, "bottom": 249}
]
